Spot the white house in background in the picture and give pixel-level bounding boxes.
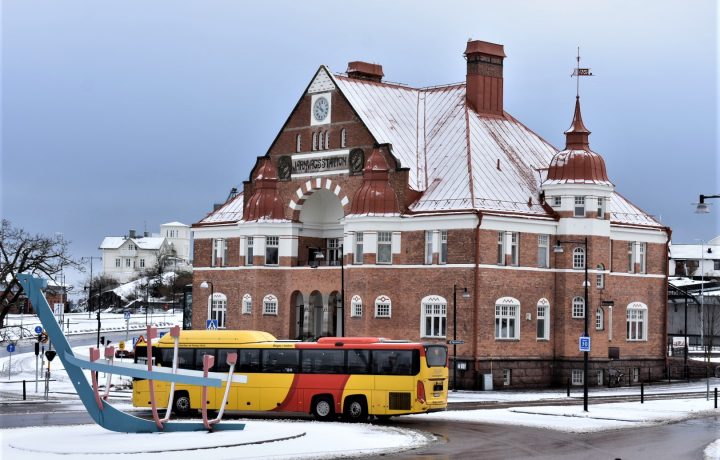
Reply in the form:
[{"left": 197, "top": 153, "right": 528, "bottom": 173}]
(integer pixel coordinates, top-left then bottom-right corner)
[
  {"left": 669, "top": 236, "right": 720, "bottom": 277},
  {"left": 99, "top": 223, "right": 192, "bottom": 283}
]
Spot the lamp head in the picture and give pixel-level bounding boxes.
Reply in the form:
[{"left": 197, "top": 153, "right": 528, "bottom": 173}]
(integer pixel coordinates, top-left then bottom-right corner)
[
  {"left": 553, "top": 241, "right": 564, "bottom": 253},
  {"left": 200, "top": 281, "right": 210, "bottom": 289},
  {"left": 462, "top": 287, "right": 470, "bottom": 299}
]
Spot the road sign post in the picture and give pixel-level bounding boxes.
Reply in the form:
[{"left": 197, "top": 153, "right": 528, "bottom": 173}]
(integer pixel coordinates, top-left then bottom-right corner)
[
  {"left": 6, "top": 343, "right": 15, "bottom": 380},
  {"left": 124, "top": 311, "right": 131, "bottom": 342}
]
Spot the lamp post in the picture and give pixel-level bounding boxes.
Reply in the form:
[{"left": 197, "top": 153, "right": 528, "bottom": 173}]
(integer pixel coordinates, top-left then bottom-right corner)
[
  {"left": 200, "top": 280, "right": 214, "bottom": 326},
  {"left": 554, "top": 237, "right": 589, "bottom": 412},
  {"left": 451, "top": 285, "right": 470, "bottom": 392},
  {"left": 694, "top": 194, "right": 720, "bottom": 214}
]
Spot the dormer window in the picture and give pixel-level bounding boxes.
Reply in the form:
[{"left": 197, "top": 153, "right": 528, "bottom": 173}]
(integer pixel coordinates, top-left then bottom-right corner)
[
  {"left": 574, "top": 197, "right": 586, "bottom": 217},
  {"left": 597, "top": 197, "right": 605, "bottom": 219},
  {"left": 553, "top": 196, "right": 561, "bottom": 208}
]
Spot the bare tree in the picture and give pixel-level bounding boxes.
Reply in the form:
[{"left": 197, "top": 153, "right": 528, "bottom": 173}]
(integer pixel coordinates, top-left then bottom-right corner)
[{"left": 0, "top": 219, "right": 80, "bottom": 327}]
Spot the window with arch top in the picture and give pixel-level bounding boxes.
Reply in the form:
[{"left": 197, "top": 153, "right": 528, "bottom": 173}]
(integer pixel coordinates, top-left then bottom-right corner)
[{"left": 421, "top": 295, "right": 447, "bottom": 338}]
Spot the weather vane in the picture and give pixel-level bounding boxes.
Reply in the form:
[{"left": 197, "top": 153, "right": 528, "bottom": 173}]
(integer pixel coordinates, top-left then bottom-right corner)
[{"left": 571, "top": 47, "right": 593, "bottom": 97}]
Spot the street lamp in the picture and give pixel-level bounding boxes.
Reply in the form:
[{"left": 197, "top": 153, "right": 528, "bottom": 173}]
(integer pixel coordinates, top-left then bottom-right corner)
[
  {"left": 451, "top": 284, "right": 470, "bottom": 392},
  {"left": 694, "top": 194, "right": 720, "bottom": 214},
  {"left": 200, "top": 280, "right": 214, "bottom": 326},
  {"left": 554, "top": 237, "right": 589, "bottom": 412}
]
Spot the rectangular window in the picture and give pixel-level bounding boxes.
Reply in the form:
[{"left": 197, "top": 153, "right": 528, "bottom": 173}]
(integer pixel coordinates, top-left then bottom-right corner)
[
  {"left": 422, "top": 302, "right": 446, "bottom": 338},
  {"left": 503, "top": 369, "right": 511, "bottom": 386},
  {"left": 375, "top": 302, "right": 391, "bottom": 318},
  {"left": 510, "top": 232, "right": 519, "bottom": 266},
  {"left": 327, "top": 238, "right": 341, "bottom": 266},
  {"left": 553, "top": 196, "right": 561, "bottom": 207},
  {"left": 377, "top": 232, "right": 392, "bottom": 264},
  {"left": 497, "top": 232, "right": 505, "bottom": 265},
  {"left": 638, "top": 243, "right": 646, "bottom": 274},
  {"left": 627, "top": 308, "right": 646, "bottom": 340},
  {"left": 125, "top": 258, "right": 131, "bottom": 268},
  {"left": 632, "top": 368, "right": 640, "bottom": 383},
  {"left": 242, "top": 297, "right": 252, "bottom": 314},
  {"left": 439, "top": 230, "right": 448, "bottom": 264},
  {"left": 246, "top": 237, "right": 254, "bottom": 266},
  {"left": 597, "top": 197, "right": 605, "bottom": 219},
  {"left": 596, "top": 308, "right": 604, "bottom": 330},
  {"left": 212, "top": 238, "right": 226, "bottom": 267},
  {"left": 354, "top": 233, "right": 363, "bottom": 264},
  {"left": 424, "top": 231, "right": 433, "bottom": 264},
  {"left": 627, "top": 242, "right": 634, "bottom": 273},
  {"left": 495, "top": 304, "right": 518, "bottom": 339},
  {"left": 262, "top": 349, "right": 299, "bottom": 373},
  {"left": 265, "top": 236, "right": 279, "bottom": 266},
  {"left": 574, "top": 196, "right": 586, "bottom": 217},
  {"left": 596, "top": 370, "right": 604, "bottom": 386},
  {"left": 139, "top": 259, "right": 145, "bottom": 268},
  {"left": 537, "top": 305, "right": 547, "bottom": 339},
  {"left": 538, "top": 234, "right": 549, "bottom": 268},
  {"left": 571, "top": 369, "right": 584, "bottom": 385},
  {"left": 347, "top": 349, "right": 370, "bottom": 374},
  {"left": 715, "top": 260, "right": 720, "bottom": 271},
  {"left": 115, "top": 258, "right": 121, "bottom": 268},
  {"left": 351, "top": 298, "right": 362, "bottom": 317},
  {"left": 263, "top": 299, "right": 278, "bottom": 315},
  {"left": 572, "top": 297, "right": 585, "bottom": 318}
]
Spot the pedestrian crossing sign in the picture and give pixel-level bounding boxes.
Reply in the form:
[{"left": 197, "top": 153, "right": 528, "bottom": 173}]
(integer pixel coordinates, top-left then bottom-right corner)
[{"left": 206, "top": 319, "right": 218, "bottom": 330}]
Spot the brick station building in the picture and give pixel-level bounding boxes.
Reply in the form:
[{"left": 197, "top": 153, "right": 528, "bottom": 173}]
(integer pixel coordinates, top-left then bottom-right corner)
[{"left": 192, "top": 40, "right": 670, "bottom": 388}]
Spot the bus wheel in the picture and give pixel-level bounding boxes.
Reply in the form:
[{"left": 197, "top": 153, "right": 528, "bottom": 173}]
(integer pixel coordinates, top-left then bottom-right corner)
[
  {"left": 343, "top": 397, "right": 368, "bottom": 422},
  {"left": 312, "top": 396, "right": 335, "bottom": 421},
  {"left": 173, "top": 392, "right": 191, "bottom": 416}
]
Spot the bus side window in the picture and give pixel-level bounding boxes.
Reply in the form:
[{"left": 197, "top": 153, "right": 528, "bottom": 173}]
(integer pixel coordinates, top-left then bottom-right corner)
[
  {"left": 347, "top": 349, "right": 370, "bottom": 374},
  {"left": 239, "top": 349, "right": 260, "bottom": 372},
  {"left": 262, "top": 349, "right": 299, "bottom": 373},
  {"left": 194, "top": 348, "right": 216, "bottom": 371},
  {"left": 216, "top": 348, "right": 235, "bottom": 373}
]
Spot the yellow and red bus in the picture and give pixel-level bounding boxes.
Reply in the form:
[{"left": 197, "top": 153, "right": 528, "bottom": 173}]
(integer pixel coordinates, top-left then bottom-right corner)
[{"left": 132, "top": 330, "right": 448, "bottom": 421}]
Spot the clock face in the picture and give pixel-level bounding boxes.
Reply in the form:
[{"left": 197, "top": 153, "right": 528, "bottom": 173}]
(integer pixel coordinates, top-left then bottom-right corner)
[{"left": 313, "top": 97, "right": 329, "bottom": 122}]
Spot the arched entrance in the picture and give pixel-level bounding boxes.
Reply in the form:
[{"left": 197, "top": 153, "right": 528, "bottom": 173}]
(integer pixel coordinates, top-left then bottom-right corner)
[
  {"left": 290, "top": 291, "right": 304, "bottom": 339},
  {"left": 308, "top": 291, "right": 324, "bottom": 339}
]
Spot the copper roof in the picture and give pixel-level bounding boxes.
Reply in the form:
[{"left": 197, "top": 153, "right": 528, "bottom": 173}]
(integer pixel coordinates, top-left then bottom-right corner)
[
  {"left": 349, "top": 147, "right": 400, "bottom": 215},
  {"left": 244, "top": 158, "right": 285, "bottom": 221}
]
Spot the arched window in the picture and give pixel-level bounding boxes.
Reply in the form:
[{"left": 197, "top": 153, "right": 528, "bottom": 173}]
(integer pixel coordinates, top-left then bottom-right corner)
[
  {"left": 341, "top": 128, "right": 347, "bottom": 148},
  {"left": 595, "top": 307, "right": 604, "bottom": 330},
  {"left": 375, "top": 295, "right": 391, "bottom": 318},
  {"left": 495, "top": 297, "right": 520, "bottom": 339},
  {"left": 263, "top": 294, "right": 278, "bottom": 315},
  {"left": 596, "top": 264, "right": 605, "bottom": 289},
  {"left": 537, "top": 298, "right": 550, "bottom": 339},
  {"left": 324, "top": 130, "right": 330, "bottom": 150},
  {"left": 572, "top": 296, "right": 585, "bottom": 318},
  {"left": 242, "top": 294, "right": 252, "bottom": 314},
  {"left": 350, "top": 295, "right": 362, "bottom": 317},
  {"left": 312, "top": 132, "right": 317, "bottom": 151},
  {"left": 295, "top": 134, "right": 302, "bottom": 153},
  {"left": 421, "top": 295, "right": 447, "bottom": 338},
  {"left": 573, "top": 247, "right": 585, "bottom": 270},
  {"left": 626, "top": 302, "right": 648, "bottom": 340},
  {"left": 208, "top": 293, "right": 227, "bottom": 328}
]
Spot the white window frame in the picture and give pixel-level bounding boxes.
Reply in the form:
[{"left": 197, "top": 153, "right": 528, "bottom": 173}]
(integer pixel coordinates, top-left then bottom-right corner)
[
  {"left": 340, "top": 128, "right": 347, "bottom": 148},
  {"left": 596, "top": 307, "right": 604, "bottom": 330},
  {"left": 115, "top": 258, "right": 121, "bottom": 268},
  {"left": 374, "top": 295, "right": 391, "bottom": 318},
  {"left": 312, "top": 132, "right": 317, "bottom": 151},
  {"left": 421, "top": 295, "right": 447, "bottom": 338},
  {"left": 510, "top": 232, "right": 519, "bottom": 266},
  {"left": 503, "top": 369, "right": 511, "bottom": 386},
  {"left": 377, "top": 231, "right": 392, "bottom": 264},
  {"left": 538, "top": 234, "right": 549, "bottom": 268},
  {"left": 632, "top": 368, "right": 640, "bottom": 383},
  {"left": 497, "top": 232, "right": 505, "bottom": 265},
  {"left": 246, "top": 237, "right": 254, "bottom": 266},
  {"left": 265, "top": 236, "right": 279, "bottom": 266},
  {"left": 627, "top": 242, "right": 635, "bottom": 273},
  {"left": 350, "top": 295, "right": 362, "bottom": 317},
  {"left": 354, "top": 232, "right": 364, "bottom": 265},
  {"left": 626, "top": 302, "right": 648, "bottom": 341},
  {"left": 324, "top": 130, "right": 330, "bottom": 150},
  {"left": 424, "top": 231, "right": 433, "bottom": 265},
  {"left": 596, "top": 264, "right": 605, "bottom": 288},
  {"left": 638, "top": 242, "right": 646, "bottom": 274},
  {"left": 537, "top": 299, "right": 550, "bottom": 340},
  {"left": 212, "top": 238, "right": 226, "bottom": 267},
  {"left": 495, "top": 297, "right": 520, "bottom": 340},
  {"left": 296, "top": 133, "right": 301, "bottom": 153},
  {"left": 263, "top": 294, "right": 278, "bottom": 316},
  {"left": 597, "top": 197, "right": 605, "bottom": 219},
  {"left": 439, "top": 230, "right": 448, "bottom": 265},
  {"left": 242, "top": 294, "right": 252, "bottom": 314},
  {"left": 553, "top": 196, "right": 562, "bottom": 207},
  {"left": 125, "top": 258, "right": 131, "bottom": 268},
  {"left": 140, "top": 258, "right": 145, "bottom": 268},
  {"left": 572, "top": 296, "right": 585, "bottom": 319},
  {"left": 571, "top": 369, "right": 584, "bottom": 385},
  {"left": 573, "top": 247, "right": 585, "bottom": 270},
  {"left": 208, "top": 293, "right": 227, "bottom": 329},
  {"left": 574, "top": 196, "right": 586, "bottom": 217}
]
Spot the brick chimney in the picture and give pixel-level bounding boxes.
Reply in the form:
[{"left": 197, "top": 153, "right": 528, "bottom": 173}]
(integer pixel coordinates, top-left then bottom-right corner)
[
  {"left": 347, "top": 61, "right": 384, "bottom": 82},
  {"left": 464, "top": 40, "right": 506, "bottom": 116}
]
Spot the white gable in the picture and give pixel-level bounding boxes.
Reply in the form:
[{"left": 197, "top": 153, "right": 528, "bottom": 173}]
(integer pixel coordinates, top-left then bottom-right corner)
[{"left": 307, "top": 67, "right": 336, "bottom": 94}]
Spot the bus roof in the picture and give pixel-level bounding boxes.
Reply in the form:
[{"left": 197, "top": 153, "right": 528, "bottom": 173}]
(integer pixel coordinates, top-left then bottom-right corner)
[{"left": 156, "top": 330, "right": 277, "bottom": 346}]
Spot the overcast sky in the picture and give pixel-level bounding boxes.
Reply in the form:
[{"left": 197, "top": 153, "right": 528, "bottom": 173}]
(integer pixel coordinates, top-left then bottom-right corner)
[{"left": 2, "top": 0, "right": 718, "bottom": 289}]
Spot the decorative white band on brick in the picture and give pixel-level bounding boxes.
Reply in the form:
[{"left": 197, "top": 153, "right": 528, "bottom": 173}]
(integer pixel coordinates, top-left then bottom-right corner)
[
  {"left": 340, "top": 196, "right": 349, "bottom": 206},
  {"left": 325, "top": 179, "right": 332, "bottom": 190},
  {"left": 289, "top": 200, "right": 298, "bottom": 210},
  {"left": 295, "top": 188, "right": 304, "bottom": 199},
  {"left": 315, "top": 177, "right": 322, "bottom": 189},
  {"left": 305, "top": 180, "right": 312, "bottom": 192},
  {"left": 334, "top": 185, "right": 341, "bottom": 196}
]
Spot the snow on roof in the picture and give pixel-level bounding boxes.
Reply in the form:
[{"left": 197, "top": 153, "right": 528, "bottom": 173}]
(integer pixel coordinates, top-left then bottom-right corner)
[
  {"left": 99, "top": 237, "right": 126, "bottom": 249},
  {"left": 609, "top": 193, "right": 664, "bottom": 228},
  {"left": 669, "top": 244, "right": 720, "bottom": 259},
  {"left": 198, "top": 192, "right": 245, "bottom": 225},
  {"left": 100, "top": 236, "right": 165, "bottom": 250},
  {"left": 161, "top": 222, "right": 189, "bottom": 227}
]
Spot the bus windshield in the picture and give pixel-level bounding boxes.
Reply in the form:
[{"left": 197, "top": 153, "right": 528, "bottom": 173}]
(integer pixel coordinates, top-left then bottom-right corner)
[{"left": 424, "top": 345, "right": 448, "bottom": 367}]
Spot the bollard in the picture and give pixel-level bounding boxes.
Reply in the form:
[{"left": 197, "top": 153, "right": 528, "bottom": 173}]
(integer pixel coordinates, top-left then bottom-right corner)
[
  {"left": 641, "top": 383, "right": 644, "bottom": 404},
  {"left": 22, "top": 379, "right": 26, "bottom": 401},
  {"left": 567, "top": 377, "right": 571, "bottom": 397},
  {"left": 715, "top": 388, "right": 717, "bottom": 409}
]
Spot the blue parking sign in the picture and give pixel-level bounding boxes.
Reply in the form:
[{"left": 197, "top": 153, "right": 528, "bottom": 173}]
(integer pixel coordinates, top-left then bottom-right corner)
[
  {"left": 579, "top": 336, "right": 591, "bottom": 352},
  {"left": 206, "top": 319, "right": 218, "bottom": 330}
]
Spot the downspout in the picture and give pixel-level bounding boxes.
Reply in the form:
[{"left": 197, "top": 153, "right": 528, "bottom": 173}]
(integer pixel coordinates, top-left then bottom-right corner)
[
  {"left": 472, "top": 210, "right": 483, "bottom": 376},
  {"left": 663, "top": 226, "right": 672, "bottom": 370}
]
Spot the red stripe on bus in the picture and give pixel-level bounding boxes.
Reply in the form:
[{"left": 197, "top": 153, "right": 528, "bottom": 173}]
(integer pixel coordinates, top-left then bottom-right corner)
[{"left": 273, "top": 374, "right": 351, "bottom": 412}]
